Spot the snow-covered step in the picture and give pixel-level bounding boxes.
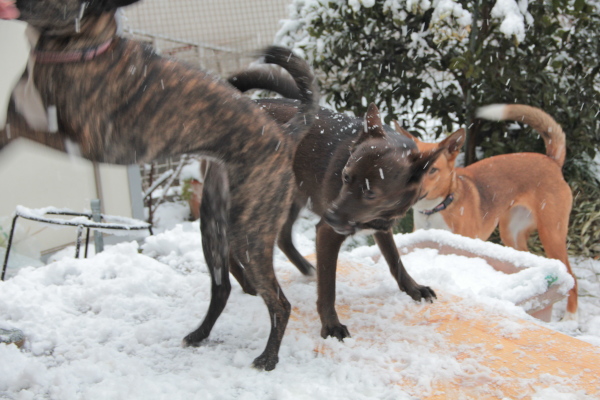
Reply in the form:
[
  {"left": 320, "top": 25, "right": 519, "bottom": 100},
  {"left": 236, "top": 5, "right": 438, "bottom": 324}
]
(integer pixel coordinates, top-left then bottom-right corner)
[{"left": 358, "top": 229, "right": 573, "bottom": 322}]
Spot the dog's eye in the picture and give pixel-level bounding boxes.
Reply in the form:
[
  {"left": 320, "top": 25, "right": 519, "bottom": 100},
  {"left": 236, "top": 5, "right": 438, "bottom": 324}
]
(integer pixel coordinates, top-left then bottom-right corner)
[
  {"left": 428, "top": 167, "right": 439, "bottom": 175},
  {"left": 343, "top": 173, "right": 351, "bottom": 184},
  {"left": 364, "top": 190, "right": 376, "bottom": 200}
]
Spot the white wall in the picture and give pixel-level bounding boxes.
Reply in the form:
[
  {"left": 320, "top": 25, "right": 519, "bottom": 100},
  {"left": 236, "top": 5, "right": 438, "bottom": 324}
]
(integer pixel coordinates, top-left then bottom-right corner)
[
  {"left": 0, "top": 139, "right": 139, "bottom": 256},
  {"left": 0, "top": 20, "right": 28, "bottom": 129}
]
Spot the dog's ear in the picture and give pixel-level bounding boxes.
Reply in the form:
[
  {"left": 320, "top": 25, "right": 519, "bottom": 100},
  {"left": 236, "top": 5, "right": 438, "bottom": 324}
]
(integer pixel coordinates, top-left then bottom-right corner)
[
  {"left": 408, "top": 147, "right": 446, "bottom": 183},
  {"left": 355, "top": 103, "right": 386, "bottom": 146},
  {"left": 87, "top": 0, "right": 141, "bottom": 14},
  {"left": 393, "top": 120, "right": 420, "bottom": 143},
  {"left": 440, "top": 128, "right": 465, "bottom": 155}
]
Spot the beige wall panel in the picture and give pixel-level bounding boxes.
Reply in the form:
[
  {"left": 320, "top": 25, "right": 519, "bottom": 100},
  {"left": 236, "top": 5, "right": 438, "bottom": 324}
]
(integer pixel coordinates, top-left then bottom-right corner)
[
  {"left": 0, "top": 21, "right": 28, "bottom": 129},
  {"left": 0, "top": 139, "right": 133, "bottom": 255}
]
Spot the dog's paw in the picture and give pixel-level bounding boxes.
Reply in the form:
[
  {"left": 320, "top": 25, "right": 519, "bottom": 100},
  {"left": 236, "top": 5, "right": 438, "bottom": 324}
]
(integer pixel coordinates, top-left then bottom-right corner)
[
  {"left": 404, "top": 284, "right": 437, "bottom": 303},
  {"left": 321, "top": 323, "right": 351, "bottom": 341},
  {"left": 182, "top": 330, "right": 209, "bottom": 347},
  {"left": 418, "top": 285, "right": 437, "bottom": 303},
  {"left": 561, "top": 310, "right": 579, "bottom": 323},
  {"left": 301, "top": 264, "right": 316, "bottom": 276},
  {"left": 252, "top": 353, "right": 279, "bottom": 371},
  {"left": 292, "top": 258, "right": 315, "bottom": 276}
]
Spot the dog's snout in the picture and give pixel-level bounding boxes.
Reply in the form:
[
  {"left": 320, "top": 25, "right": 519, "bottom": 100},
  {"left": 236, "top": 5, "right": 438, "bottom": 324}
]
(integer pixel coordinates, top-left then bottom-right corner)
[{"left": 324, "top": 209, "right": 356, "bottom": 235}]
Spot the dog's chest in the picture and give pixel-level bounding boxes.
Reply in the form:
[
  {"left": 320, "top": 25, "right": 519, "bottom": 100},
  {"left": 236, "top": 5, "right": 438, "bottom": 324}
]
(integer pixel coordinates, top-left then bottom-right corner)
[{"left": 413, "top": 211, "right": 451, "bottom": 231}]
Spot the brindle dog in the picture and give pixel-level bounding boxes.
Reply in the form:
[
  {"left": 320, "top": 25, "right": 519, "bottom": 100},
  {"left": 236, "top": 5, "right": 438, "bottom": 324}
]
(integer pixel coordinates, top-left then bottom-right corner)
[
  {"left": 228, "top": 70, "right": 443, "bottom": 341},
  {"left": 2, "top": 0, "right": 318, "bottom": 371}
]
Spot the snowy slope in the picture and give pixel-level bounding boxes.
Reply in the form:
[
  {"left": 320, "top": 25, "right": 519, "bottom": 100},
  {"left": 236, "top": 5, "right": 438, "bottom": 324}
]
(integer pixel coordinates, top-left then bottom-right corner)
[{"left": 0, "top": 209, "right": 599, "bottom": 399}]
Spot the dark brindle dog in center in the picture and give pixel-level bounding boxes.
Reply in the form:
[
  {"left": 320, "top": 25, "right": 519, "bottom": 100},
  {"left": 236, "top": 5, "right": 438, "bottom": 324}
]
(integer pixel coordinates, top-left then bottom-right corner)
[
  {"left": 228, "top": 69, "right": 443, "bottom": 340},
  {"left": 1, "top": 0, "right": 319, "bottom": 370}
]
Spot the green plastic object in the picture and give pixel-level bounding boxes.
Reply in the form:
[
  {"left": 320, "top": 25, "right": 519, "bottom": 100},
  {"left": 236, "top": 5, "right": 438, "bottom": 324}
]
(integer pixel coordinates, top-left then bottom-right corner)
[{"left": 0, "top": 328, "right": 25, "bottom": 347}]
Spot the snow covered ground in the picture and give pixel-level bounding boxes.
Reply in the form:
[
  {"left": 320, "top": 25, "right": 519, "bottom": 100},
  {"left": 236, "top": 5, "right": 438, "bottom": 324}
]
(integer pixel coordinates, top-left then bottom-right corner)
[{"left": 0, "top": 205, "right": 599, "bottom": 399}]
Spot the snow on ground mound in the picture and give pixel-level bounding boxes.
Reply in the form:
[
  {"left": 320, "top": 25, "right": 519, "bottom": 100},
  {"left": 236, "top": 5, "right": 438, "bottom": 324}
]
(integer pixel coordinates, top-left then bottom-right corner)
[
  {"left": 354, "top": 229, "right": 574, "bottom": 310},
  {"left": 0, "top": 216, "right": 597, "bottom": 399}
]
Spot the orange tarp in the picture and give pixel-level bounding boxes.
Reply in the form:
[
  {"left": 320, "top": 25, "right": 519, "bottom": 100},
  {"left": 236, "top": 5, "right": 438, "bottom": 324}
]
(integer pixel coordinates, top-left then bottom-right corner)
[{"left": 285, "top": 256, "right": 600, "bottom": 399}]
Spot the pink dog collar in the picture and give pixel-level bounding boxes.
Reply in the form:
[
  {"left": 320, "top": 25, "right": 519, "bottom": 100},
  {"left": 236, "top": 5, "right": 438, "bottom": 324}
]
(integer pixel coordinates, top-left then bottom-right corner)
[{"left": 34, "top": 39, "right": 113, "bottom": 64}]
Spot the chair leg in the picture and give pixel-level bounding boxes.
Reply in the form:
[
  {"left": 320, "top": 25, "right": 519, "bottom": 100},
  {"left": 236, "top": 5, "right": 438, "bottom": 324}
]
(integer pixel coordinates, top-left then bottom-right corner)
[
  {"left": 1, "top": 215, "right": 19, "bottom": 281},
  {"left": 75, "top": 225, "right": 84, "bottom": 259}
]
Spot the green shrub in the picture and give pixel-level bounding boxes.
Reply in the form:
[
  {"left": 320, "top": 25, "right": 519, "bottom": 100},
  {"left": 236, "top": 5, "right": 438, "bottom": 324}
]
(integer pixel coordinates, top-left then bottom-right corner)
[{"left": 279, "top": 0, "right": 600, "bottom": 257}]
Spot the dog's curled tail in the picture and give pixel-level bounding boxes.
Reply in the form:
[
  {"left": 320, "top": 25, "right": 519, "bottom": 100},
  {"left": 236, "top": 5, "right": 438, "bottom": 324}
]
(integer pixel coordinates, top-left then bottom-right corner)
[
  {"left": 229, "top": 46, "right": 319, "bottom": 138},
  {"left": 227, "top": 66, "right": 302, "bottom": 100},
  {"left": 476, "top": 104, "right": 566, "bottom": 167}
]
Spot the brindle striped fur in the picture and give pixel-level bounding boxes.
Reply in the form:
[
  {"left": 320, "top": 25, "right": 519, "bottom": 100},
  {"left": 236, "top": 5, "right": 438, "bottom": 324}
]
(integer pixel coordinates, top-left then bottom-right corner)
[{"left": 4, "top": 0, "right": 318, "bottom": 371}]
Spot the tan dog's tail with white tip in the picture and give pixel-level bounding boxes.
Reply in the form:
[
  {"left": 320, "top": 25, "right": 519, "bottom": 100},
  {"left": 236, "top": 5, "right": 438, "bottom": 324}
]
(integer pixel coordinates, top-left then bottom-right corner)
[{"left": 476, "top": 104, "right": 566, "bottom": 167}]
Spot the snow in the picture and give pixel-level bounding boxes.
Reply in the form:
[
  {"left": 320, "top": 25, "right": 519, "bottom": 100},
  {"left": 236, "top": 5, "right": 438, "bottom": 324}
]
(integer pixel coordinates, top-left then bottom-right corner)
[
  {"left": 490, "top": 0, "right": 533, "bottom": 42},
  {"left": 0, "top": 208, "right": 599, "bottom": 399},
  {"left": 278, "top": 0, "right": 526, "bottom": 53},
  {"left": 592, "top": 151, "right": 600, "bottom": 182},
  {"left": 429, "top": 0, "right": 472, "bottom": 29},
  {"left": 348, "top": 0, "right": 376, "bottom": 13},
  {"left": 12, "top": 206, "right": 152, "bottom": 234},
  {"left": 178, "top": 159, "right": 204, "bottom": 183},
  {"left": 328, "top": 0, "right": 533, "bottom": 41}
]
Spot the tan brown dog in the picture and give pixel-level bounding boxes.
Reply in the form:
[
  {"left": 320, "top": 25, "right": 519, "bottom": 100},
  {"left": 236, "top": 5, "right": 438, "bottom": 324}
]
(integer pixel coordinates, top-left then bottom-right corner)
[
  {"left": 400, "top": 104, "right": 577, "bottom": 320},
  {"left": 2, "top": 0, "right": 319, "bottom": 370}
]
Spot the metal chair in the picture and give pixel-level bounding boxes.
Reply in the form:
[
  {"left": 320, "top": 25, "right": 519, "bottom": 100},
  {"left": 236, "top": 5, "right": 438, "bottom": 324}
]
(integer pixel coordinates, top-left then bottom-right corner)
[{"left": 2, "top": 205, "right": 153, "bottom": 281}]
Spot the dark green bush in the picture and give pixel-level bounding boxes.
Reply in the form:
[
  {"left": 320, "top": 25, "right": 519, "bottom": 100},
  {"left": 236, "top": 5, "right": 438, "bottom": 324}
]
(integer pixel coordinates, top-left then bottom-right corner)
[{"left": 279, "top": 0, "right": 600, "bottom": 257}]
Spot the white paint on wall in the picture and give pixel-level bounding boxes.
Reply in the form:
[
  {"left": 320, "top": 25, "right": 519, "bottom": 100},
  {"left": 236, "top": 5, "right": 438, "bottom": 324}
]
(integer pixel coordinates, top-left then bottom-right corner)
[
  {"left": 0, "top": 139, "right": 136, "bottom": 255},
  {"left": 0, "top": 21, "right": 28, "bottom": 129},
  {"left": 98, "top": 162, "right": 134, "bottom": 218}
]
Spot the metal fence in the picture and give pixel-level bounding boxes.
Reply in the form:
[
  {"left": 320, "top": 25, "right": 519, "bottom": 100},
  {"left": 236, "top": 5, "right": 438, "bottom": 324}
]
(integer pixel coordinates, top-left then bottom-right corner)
[
  {"left": 122, "top": 0, "right": 292, "bottom": 218},
  {"left": 121, "top": 0, "right": 291, "bottom": 76}
]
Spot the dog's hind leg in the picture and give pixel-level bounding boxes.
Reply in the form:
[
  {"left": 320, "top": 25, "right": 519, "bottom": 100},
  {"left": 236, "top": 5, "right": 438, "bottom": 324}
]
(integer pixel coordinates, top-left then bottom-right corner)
[
  {"left": 538, "top": 230, "right": 578, "bottom": 320},
  {"left": 183, "top": 162, "right": 232, "bottom": 346},
  {"left": 229, "top": 254, "right": 257, "bottom": 295},
  {"left": 277, "top": 198, "right": 315, "bottom": 276},
  {"left": 224, "top": 164, "right": 297, "bottom": 370},
  {"left": 234, "top": 243, "right": 291, "bottom": 371},
  {"left": 538, "top": 233, "right": 578, "bottom": 321},
  {"left": 373, "top": 230, "right": 436, "bottom": 302},
  {"left": 253, "top": 278, "right": 291, "bottom": 371},
  {"left": 536, "top": 206, "right": 578, "bottom": 320},
  {"left": 501, "top": 204, "right": 578, "bottom": 320},
  {"left": 499, "top": 205, "right": 536, "bottom": 252}
]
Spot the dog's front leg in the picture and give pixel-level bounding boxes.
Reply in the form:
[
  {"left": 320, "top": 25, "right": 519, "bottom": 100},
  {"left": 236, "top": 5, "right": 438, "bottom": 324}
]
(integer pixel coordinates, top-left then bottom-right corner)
[
  {"left": 315, "top": 220, "right": 350, "bottom": 341},
  {"left": 373, "top": 230, "right": 436, "bottom": 302},
  {"left": 234, "top": 238, "right": 291, "bottom": 371}
]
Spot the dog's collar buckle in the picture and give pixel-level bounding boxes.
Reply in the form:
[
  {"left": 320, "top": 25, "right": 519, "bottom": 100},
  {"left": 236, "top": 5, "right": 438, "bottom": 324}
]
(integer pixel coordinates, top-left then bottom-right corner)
[
  {"left": 34, "top": 39, "right": 113, "bottom": 64},
  {"left": 419, "top": 194, "right": 454, "bottom": 216}
]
